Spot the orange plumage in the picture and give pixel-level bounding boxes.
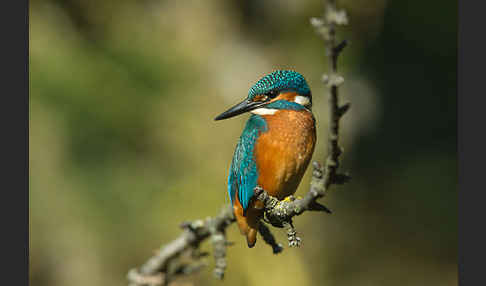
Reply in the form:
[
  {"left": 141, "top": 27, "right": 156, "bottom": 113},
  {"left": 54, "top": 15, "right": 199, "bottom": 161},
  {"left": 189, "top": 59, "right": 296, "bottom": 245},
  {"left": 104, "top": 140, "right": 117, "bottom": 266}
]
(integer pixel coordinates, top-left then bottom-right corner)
[{"left": 233, "top": 100, "right": 316, "bottom": 246}]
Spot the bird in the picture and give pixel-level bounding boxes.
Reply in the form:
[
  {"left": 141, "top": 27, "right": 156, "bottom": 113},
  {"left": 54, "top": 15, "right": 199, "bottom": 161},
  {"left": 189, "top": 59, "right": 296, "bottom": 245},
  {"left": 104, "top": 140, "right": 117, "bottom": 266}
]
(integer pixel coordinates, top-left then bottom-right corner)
[{"left": 214, "top": 70, "right": 316, "bottom": 247}]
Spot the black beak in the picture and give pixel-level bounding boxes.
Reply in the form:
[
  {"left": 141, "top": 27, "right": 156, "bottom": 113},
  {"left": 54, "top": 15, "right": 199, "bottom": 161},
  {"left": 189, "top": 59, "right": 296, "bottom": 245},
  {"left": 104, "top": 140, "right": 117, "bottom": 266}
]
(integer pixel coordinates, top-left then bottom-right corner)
[{"left": 214, "top": 99, "right": 265, "bottom": 121}]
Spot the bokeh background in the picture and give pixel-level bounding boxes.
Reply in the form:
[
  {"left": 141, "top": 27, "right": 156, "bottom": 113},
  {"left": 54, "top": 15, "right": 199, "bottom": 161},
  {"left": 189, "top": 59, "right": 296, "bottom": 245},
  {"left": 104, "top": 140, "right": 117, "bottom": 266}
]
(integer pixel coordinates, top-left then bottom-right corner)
[{"left": 29, "top": 0, "right": 457, "bottom": 285}]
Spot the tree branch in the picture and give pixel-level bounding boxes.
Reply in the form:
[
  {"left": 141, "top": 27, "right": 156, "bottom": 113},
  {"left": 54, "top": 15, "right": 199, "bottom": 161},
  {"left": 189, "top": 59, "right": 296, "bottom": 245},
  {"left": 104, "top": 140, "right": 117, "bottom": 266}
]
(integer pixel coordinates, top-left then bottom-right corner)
[{"left": 127, "top": 1, "right": 350, "bottom": 285}]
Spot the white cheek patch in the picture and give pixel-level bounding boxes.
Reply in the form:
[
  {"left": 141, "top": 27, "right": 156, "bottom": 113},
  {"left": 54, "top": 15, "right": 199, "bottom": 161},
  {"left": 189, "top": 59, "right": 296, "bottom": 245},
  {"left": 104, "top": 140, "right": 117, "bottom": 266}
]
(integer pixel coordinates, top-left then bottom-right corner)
[
  {"left": 250, "top": 108, "right": 278, "bottom": 115},
  {"left": 294, "top": 95, "right": 311, "bottom": 106}
]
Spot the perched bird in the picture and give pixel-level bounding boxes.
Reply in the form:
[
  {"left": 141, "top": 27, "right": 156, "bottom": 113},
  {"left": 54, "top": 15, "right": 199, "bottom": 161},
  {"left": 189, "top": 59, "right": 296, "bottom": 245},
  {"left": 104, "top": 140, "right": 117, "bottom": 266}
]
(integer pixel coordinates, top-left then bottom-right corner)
[{"left": 214, "top": 70, "right": 316, "bottom": 247}]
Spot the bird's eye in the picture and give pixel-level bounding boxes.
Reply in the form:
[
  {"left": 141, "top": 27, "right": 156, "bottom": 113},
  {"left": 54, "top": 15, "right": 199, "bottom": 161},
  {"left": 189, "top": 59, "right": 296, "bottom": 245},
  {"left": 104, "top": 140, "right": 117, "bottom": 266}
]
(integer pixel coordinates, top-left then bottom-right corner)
[{"left": 266, "top": 90, "right": 278, "bottom": 98}]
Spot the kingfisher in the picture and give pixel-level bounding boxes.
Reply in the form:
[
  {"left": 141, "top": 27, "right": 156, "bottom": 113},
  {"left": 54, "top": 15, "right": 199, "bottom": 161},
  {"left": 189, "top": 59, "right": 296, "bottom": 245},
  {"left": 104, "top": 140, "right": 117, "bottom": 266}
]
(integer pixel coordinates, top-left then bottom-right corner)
[{"left": 214, "top": 70, "right": 316, "bottom": 247}]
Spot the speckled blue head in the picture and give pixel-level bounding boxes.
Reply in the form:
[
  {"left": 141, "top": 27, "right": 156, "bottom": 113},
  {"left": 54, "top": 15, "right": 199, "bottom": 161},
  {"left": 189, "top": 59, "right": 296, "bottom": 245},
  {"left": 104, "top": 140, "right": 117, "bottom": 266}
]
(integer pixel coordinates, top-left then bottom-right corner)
[
  {"left": 248, "top": 70, "right": 311, "bottom": 99},
  {"left": 214, "top": 70, "right": 311, "bottom": 121}
]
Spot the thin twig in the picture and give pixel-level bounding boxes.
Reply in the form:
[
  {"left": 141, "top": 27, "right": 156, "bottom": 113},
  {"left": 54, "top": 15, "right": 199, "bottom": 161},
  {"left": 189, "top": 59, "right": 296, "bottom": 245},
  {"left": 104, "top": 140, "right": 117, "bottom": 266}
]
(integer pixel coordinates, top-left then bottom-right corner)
[{"left": 258, "top": 223, "right": 284, "bottom": 254}]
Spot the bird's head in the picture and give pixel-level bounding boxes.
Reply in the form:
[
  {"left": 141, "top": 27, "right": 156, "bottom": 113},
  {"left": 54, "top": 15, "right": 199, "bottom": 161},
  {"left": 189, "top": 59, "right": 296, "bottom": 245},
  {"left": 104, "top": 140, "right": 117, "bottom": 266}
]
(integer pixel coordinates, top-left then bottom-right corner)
[{"left": 214, "top": 70, "right": 312, "bottom": 120}]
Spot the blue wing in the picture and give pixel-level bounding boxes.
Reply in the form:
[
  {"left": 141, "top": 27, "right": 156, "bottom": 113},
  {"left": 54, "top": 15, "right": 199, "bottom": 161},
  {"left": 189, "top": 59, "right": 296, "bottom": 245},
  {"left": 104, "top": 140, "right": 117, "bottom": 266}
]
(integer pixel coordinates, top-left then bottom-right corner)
[{"left": 228, "top": 115, "right": 268, "bottom": 213}]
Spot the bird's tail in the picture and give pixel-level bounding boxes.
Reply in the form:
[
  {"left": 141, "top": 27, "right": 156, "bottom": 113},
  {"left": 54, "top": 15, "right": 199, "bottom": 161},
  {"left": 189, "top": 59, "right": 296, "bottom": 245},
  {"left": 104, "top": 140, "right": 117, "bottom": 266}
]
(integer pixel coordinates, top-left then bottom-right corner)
[
  {"left": 246, "top": 228, "right": 258, "bottom": 248},
  {"left": 233, "top": 200, "right": 263, "bottom": 248}
]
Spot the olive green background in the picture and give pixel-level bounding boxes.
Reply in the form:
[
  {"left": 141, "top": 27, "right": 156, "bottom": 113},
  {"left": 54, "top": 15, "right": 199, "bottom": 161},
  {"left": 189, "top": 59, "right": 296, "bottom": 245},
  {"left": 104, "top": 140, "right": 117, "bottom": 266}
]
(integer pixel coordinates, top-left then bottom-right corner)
[{"left": 30, "top": 0, "right": 457, "bottom": 285}]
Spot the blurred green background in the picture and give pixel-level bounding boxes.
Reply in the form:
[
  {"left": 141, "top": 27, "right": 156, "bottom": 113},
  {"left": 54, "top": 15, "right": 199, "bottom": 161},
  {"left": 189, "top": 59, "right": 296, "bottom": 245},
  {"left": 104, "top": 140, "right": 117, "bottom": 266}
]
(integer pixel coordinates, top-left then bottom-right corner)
[{"left": 29, "top": 0, "right": 457, "bottom": 285}]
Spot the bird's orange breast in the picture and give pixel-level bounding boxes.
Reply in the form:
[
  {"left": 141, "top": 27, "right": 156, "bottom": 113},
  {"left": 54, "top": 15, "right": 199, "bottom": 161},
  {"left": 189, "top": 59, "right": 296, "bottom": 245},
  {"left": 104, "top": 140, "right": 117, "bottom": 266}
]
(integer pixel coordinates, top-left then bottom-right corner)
[{"left": 254, "top": 109, "right": 316, "bottom": 199}]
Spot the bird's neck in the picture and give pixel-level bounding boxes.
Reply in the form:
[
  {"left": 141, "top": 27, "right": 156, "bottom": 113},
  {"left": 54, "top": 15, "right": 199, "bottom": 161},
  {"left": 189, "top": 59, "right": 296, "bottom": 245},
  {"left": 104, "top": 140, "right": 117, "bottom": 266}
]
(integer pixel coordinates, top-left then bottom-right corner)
[{"left": 247, "top": 106, "right": 315, "bottom": 138}]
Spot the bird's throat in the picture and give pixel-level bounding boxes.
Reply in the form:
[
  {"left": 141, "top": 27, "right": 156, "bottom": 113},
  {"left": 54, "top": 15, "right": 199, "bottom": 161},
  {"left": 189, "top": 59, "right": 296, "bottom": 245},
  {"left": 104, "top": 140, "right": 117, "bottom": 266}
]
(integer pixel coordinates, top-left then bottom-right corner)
[{"left": 250, "top": 108, "right": 278, "bottom": 116}]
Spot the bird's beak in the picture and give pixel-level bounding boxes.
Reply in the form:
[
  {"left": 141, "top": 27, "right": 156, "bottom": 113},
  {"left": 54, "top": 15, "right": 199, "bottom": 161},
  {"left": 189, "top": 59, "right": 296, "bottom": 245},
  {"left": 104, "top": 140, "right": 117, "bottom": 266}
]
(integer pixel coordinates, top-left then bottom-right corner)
[{"left": 214, "top": 99, "right": 265, "bottom": 121}]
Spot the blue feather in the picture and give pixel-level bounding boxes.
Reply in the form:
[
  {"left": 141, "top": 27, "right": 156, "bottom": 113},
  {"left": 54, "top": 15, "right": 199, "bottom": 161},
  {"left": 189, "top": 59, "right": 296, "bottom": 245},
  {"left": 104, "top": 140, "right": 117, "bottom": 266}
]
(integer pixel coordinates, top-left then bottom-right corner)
[
  {"left": 228, "top": 114, "right": 268, "bottom": 212},
  {"left": 265, "top": 100, "right": 308, "bottom": 111}
]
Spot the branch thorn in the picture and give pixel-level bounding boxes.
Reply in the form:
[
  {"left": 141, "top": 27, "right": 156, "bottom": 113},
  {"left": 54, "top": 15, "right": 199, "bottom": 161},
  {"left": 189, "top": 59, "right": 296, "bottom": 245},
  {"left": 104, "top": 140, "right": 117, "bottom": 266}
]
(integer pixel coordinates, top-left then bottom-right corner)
[
  {"left": 333, "top": 40, "right": 348, "bottom": 55},
  {"left": 338, "top": 102, "right": 351, "bottom": 117}
]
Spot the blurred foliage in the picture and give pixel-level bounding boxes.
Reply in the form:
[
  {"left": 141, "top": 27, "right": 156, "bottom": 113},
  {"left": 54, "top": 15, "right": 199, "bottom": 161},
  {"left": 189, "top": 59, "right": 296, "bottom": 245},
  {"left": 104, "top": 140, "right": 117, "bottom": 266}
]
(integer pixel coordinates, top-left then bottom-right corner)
[{"left": 29, "top": 0, "right": 457, "bottom": 286}]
